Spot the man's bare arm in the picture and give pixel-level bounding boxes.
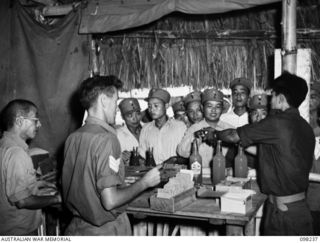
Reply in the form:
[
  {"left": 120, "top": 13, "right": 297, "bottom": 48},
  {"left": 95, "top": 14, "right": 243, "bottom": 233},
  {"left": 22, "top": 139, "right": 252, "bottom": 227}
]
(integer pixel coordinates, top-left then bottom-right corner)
[
  {"left": 15, "top": 194, "right": 61, "bottom": 209},
  {"left": 216, "top": 129, "right": 240, "bottom": 144},
  {"left": 100, "top": 166, "right": 161, "bottom": 210}
]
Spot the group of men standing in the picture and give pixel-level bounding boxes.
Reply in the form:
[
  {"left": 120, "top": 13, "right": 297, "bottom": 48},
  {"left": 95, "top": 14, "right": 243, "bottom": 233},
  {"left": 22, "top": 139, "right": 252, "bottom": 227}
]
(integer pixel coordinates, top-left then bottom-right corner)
[{"left": 0, "top": 72, "right": 318, "bottom": 236}]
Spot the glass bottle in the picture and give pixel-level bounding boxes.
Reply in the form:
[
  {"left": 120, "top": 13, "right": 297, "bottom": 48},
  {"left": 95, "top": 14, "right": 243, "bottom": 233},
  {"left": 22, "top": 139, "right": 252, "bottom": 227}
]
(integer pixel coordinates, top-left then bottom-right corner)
[
  {"left": 146, "top": 147, "right": 156, "bottom": 167},
  {"left": 234, "top": 143, "right": 248, "bottom": 178},
  {"left": 189, "top": 139, "right": 202, "bottom": 186},
  {"left": 212, "top": 140, "right": 226, "bottom": 185},
  {"left": 130, "top": 147, "right": 139, "bottom": 166}
]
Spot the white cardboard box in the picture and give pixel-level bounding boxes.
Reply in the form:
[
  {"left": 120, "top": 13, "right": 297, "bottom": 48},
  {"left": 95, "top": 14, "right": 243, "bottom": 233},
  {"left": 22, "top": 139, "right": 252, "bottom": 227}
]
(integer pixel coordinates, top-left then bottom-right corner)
[{"left": 220, "top": 190, "right": 253, "bottom": 214}]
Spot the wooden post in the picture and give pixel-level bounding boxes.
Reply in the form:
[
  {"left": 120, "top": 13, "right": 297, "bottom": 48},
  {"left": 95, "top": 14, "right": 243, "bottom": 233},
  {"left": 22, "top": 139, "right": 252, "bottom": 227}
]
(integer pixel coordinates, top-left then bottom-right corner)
[
  {"left": 282, "top": 0, "right": 297, "bottom": 74},
  {"left": 90, "top": 37, "right": 100, "bottom": 76}
]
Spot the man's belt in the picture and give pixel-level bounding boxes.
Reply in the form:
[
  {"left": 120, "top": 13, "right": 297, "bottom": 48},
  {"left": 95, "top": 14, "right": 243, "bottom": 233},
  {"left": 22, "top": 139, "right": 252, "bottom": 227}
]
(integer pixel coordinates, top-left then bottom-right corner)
[{"left": 268, "top": 192, "right": 305, "bottom": 211}]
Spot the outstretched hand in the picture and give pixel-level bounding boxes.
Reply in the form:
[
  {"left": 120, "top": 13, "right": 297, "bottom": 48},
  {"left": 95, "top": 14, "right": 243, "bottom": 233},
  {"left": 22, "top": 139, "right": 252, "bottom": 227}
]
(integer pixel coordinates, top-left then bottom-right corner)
[
  {"left": 194, "top": 127, "right": 218, "bottom": 147},
  {"left": 202, "top": 127, "right": 218, "bottom": 147},
  {"left": 142, "top": 164, "right": 162, "bottom": 188}
]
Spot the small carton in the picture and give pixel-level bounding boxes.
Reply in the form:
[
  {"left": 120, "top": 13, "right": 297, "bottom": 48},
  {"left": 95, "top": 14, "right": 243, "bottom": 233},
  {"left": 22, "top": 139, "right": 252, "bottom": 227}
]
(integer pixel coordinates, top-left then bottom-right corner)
[
  {"left": 220, "top": 190, "right": 252, "bottom": 214},
  {"left": 215, "top": 176, "right": 250, "bottom": 192}
]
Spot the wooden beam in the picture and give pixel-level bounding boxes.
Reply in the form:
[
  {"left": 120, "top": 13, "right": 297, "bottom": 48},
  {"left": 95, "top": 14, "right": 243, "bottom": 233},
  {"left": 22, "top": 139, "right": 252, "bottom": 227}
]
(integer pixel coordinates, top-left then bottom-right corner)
[
  {"left": 97, "top": 28, "right": 320, "bottom": 41},
  {"left": 41, "top": 2, "right": 80, "bottom": 17}
]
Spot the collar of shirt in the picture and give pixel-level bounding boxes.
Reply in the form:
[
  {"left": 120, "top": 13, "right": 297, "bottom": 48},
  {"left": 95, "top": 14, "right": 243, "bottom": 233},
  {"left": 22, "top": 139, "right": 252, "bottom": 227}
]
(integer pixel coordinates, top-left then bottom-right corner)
[
  {"left": 202, "top": 119, "right": 234, "bottom": 130},
  {"left": 85, "top": 116, "right": 117, "bottom": 136},
  {"left": 230, "top": 109, "right": 248, "bottom": 118},
  {"left": 2, "top": 131, "right": 29, "bottom": 151},
  {"left": 284, "top": 107, "right": 299, "bottom": 115},
  {"left": 150, "top": 117, "right": 175, "bottom": 130}
]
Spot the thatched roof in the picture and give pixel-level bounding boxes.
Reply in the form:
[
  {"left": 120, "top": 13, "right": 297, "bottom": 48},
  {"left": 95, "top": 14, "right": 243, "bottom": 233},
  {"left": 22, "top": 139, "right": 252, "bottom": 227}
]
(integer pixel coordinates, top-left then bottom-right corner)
[{"left": 90, "top": 0, "right": 320, "bottom": 91}]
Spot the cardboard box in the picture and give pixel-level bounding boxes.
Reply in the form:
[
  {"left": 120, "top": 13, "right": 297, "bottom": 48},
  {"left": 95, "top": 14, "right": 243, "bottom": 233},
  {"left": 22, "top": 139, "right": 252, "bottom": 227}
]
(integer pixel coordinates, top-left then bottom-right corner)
[
  {"left": 220, "top": 190, "right": 252, "bottom": 214},
  {"left": 215, "top": 176, "right": 250, "bottom": 192},
  {"left": 150, "top": 188, "right": 196, "bottom": 212}
]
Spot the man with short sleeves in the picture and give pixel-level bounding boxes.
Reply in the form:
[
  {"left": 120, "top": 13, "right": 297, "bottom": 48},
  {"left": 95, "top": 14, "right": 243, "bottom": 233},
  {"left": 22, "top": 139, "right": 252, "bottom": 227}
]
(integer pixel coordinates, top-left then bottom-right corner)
[
  {"left": 220, "top": 77, "right": 251, "bottom": 128},
  {"left": 0, "top": 99, "right": 61, "bottom": 235},
  {"left": 171, "top": 98, "right": 190, "bottom": 127},
  {"left": 116, "top": 98, "right": 142, "bottom": 165},
  {"left": 184, "top": 91, "right": 204, "bottom": 126},
  {"left": 62, "top": 76, "right": 161, "bottom": 235},
  {"left": 139, "top": 88, "right": 187, "bottom": 165},
  {"left": 177, "top": 88, "right": 233, "bottom": 178},
  {"left": 215, "top": 72, "right": 315, "bottom": 235}
]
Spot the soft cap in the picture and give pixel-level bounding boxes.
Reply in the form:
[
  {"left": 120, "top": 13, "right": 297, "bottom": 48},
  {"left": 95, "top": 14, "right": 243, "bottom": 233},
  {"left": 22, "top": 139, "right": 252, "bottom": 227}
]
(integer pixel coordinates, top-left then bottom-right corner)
[{"left": 145, "top": 88, "right": 171, "bottom": 104}]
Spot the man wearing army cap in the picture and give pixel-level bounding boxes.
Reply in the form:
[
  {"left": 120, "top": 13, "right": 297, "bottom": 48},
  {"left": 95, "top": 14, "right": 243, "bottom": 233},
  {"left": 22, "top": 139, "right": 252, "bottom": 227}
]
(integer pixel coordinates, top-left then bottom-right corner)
[
  {"left": 248, "top": 89, "right": 269, "bottom": 124},
  {"left": 171, "top": 98, "right": 190, "bottom": 127},
  {"left": 220, "top": 77, "right": 251, "bottom": 128},
  {"left": 139, "top": 88, "right": 187, "bottom": 165},
  {"left": 309, "top": 82, "right": 320, "bottom": 136},
  {"left": 116, "top": 98, "right": 142, "bottom": 165},
  {"left": 184, "top": 91, "right": 203, "bottom": 126},
  {"left": 177, "top": 88, "right": 233, "bottom": 177}
]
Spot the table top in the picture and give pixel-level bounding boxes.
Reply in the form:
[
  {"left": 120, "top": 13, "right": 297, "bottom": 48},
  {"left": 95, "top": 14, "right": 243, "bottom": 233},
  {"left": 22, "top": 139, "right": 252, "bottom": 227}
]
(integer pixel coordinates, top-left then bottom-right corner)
[{"left": 126, "top": 188, "right": 267, "bottom": 226}]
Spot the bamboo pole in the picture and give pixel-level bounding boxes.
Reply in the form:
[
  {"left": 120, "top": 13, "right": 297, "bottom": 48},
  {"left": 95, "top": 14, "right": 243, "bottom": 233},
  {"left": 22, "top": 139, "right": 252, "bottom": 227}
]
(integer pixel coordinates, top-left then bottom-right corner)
[
  {"left": 282, "top": 0, "right": 297, "bottom": 74},
  {"left": 90, "top": 37, "right": 100, "bottom": 76}
]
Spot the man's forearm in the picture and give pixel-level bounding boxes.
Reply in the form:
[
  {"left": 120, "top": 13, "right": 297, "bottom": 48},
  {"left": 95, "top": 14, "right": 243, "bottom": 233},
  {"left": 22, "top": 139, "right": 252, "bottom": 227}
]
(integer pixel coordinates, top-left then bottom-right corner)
[
  {"left": 216, "top": 129, "right": 240, "bottom": 144},
  {"left": 101, "top": 180, "right": 148, "bottom": 211},
  {"left": 15, "top": 194, "right": 61, "bottom": 209}
]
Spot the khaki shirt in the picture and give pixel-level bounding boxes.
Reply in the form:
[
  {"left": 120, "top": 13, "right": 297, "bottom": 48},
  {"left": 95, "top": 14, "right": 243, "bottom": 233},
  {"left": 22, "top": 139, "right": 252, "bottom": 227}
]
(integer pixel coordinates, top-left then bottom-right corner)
[
  {"left": 220, "top": 109, "right": 249, "bottom": 128},
  {"left": 0, "top": 131, "right": 41, "bottom": 235},
  {"left": 116, "top": 124, "right": 139, "bottom": 152},
  {"left": 177, "top": 119, "right": 234, "bottom": 176},
  {"left": 62, "top": 116, "right": 127, "bottom": 230},
  {"left": 139, "top": 118, "right": 187, "bottom": 165}
]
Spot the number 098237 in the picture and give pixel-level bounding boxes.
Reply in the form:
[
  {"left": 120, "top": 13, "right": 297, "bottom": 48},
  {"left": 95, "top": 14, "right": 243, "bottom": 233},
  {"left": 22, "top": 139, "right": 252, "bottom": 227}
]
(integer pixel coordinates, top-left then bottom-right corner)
[{"left": 300, "top": 237, "right": 318, "bottom": 242}]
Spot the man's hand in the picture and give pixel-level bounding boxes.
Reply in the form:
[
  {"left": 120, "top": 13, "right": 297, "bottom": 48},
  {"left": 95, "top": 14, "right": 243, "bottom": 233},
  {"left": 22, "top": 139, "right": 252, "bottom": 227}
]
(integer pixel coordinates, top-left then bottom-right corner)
[
  {"left": 141, "top": 164, "right": 161, "bottom": 188},
  {"left": 202, "top": 127, "right": 218, "bottom": 147},
  {"left": 195, "top": 127, "right": 218, "bottom": 147}
]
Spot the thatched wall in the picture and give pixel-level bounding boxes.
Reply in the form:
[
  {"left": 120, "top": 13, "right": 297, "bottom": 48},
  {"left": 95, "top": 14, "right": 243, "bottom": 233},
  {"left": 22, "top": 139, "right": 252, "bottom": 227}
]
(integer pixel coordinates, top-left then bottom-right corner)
[{"left": 95, "top": 0, "right": 320, "bottom": 91}]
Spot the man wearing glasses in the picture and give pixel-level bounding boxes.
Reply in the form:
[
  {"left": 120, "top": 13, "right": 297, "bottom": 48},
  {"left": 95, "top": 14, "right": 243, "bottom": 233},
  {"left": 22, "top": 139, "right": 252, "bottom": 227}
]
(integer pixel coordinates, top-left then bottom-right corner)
[{"left": 0, "top": 99, "right": 61, "bottom": 235}]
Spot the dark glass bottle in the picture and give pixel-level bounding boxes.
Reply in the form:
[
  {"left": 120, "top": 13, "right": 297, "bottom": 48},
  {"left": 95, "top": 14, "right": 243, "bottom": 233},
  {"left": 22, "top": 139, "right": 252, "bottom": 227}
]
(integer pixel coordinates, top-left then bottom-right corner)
[
  {"left": 146, "top": 147, "right": 156, "bottom": 167},
  {"left": 234, "top": 143, "right": 248, "bottom": 178},
  {"left": 212, "top": 140, "right": 226, "bottom": 185},
  {"left": 189, "top": 139, "right": 202, "bottom": 186},
  {"left": 130, "top": 147, "right": 140, "bottom": 166}
]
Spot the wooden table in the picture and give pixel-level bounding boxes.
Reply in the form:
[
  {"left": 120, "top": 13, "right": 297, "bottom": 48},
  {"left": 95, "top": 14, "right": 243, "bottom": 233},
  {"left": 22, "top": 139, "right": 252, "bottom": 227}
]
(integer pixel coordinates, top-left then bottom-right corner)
[{"left": 126, "top": 189, "right": 266, "bottom": 236}]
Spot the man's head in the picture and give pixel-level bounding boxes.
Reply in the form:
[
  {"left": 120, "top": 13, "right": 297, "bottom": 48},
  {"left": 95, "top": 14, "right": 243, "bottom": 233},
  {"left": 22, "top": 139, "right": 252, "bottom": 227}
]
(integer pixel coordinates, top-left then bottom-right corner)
[
  {"left": 145, "top": 88, "right": 170, "bottom": 120},
  {"left": 1, "top": 99, "right": 41, "bottom": 140},
  {"left": 119, "top": 98, "right": 142, "bottom": 128},
  {"left": 310, "top": 82, "right": 320, "bottom": 112},
  {"left": 79, "top": 75, "right": 123, "bottom": 124},
  {"left": 271, "top": 72, "right": 308, "bottom": 110},
  {"left": 249, "top": 89, "right": 269, "bottom": 123},
  {"left": 230, "top": 77, "right": 251, "bottom": 109},
  {"left": 184, "top": 91, "right": 203, "bottom": 124},
  {"left": 172, "top": 99, "right": 186, "bottom": 120},
  {"left": 202, "top": 88, "right": 228, "bottom": 123}
]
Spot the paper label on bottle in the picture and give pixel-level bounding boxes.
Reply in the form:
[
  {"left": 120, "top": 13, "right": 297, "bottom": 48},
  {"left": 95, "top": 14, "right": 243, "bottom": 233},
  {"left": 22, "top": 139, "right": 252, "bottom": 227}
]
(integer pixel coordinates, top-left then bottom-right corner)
[{"left": 191, "top": 161, "right": 201, "bottom": 175}]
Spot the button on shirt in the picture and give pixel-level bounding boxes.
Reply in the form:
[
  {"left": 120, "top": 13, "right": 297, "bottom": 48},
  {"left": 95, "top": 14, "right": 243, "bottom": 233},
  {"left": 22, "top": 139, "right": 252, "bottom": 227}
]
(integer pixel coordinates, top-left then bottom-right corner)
[
  {"left": 237, "top": 108, "right": 315, "bottom": 196},
  {"left": 116, "top": 124, "right": 139, "bottom": 152},
  {"left": 0, "top": 131, "right": 41, "bottom": 235},
  {"left": 177, "top": 119, "right": 234, "bottom": 171},
  {"left": 139, "top": 118, "right": 187, "bottom": 165},
  {"left": 220, "top": 109, "right": 249, "bottom": 128},
  {"left": 62, "top": 116, "right": 126, "bottom": 228}
]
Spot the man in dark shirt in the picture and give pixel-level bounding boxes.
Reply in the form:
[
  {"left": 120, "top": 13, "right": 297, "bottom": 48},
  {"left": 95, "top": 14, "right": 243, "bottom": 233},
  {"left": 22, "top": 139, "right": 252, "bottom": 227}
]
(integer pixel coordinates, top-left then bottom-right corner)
[
  {"left": 62, "top": 76, "right": 161, "bottom": 235},
  {"left": 214, "top": 72, "right": 315, "bottom": 235}
]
